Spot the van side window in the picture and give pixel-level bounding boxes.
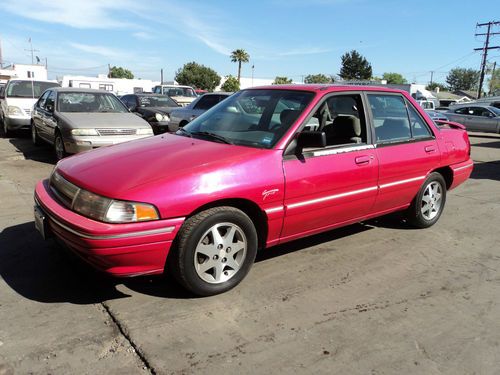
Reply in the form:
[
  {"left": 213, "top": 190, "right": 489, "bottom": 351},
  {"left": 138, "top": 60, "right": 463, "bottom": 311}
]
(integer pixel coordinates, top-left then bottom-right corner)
[{"left": 368, "top": 94, "right": 411, "bottom": 143}]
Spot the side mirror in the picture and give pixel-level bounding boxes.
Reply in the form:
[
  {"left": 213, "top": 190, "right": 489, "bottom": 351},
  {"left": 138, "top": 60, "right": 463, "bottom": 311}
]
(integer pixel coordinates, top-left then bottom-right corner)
[
  {"left": 128, "top": 105, "right": 136, "bottom": 111},
  {"left": 46, "top": 104, "right": 54, "bottom": 113},
  {"left": 296, "top": 131, "right": 326, "bottom": 154}
]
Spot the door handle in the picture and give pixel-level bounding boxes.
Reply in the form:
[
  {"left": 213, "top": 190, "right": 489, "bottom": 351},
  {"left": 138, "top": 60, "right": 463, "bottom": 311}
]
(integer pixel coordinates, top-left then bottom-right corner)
[
  {"left": 355, "top": 155, "right": 371, "bottom": 165},
  {"left": 425, "top": 146, "right": 436, "bottom": 153}
]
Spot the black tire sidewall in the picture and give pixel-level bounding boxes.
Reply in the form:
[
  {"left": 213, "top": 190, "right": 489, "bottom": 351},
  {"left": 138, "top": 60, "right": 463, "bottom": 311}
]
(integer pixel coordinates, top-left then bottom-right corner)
[
  {"left": 410, "top": 172, "right": 447, "bottom": 228},
  {"left": 54, "top": 131, "right": 66, "bottom": 160},
  {"left": 176, "top": 208, "right": 258, "bottom": 296}
]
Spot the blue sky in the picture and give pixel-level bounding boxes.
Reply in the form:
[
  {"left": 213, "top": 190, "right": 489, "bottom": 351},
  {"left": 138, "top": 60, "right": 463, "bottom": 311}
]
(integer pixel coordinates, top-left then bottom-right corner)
[{"left": 1, "top": 0, "right": 499, "bottom": 84}]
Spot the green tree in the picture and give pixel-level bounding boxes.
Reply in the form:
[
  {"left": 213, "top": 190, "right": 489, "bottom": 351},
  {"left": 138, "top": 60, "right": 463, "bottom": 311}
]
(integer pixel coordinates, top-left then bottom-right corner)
[
  {"left": 273, "top": 76, "right": 293, "bottom": 85},
  {"left": 304, "top": 73, "right": 331, "bottom": 84},
  {"left": 108, "top": 66, "right": 134, "bottom": 79},
  {"left": 230, "top": 49, "right": 250, "bottom": 83},
  {"left": 425, "top": 82, "right": 448, "bottom": 91},
  {"left": 382, "top": 72, "right": 407, "bottom": 84},
  {"left": 339, "top": 50, "right": 372, "bottom": 80},
  {"left": 175, "top": 62, "right": 221, "bottom": 91},
  {"left": 221, "top": 75, "right": 240, "bottom": 92},
  {"left": 445, "top": 68, "right": 480, "bottom": 91},
  {"left": 488, "top": 68, "right": 500, "bottom": 94}
]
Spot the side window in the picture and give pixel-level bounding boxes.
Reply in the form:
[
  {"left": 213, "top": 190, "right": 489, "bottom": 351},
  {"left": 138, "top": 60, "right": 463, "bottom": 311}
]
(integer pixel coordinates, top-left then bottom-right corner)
[
  {"left": 368, "top": 94, "right": 410, "bottom": 143},
  {"left": 194, "top": 95, "right": 219, "bottom": 110},
  {"left": 37, "top": 91, "right": 50, "bottom": 109},
  {"left": 312, "top": 94, "right": 367, "bottom": 147},
  {"left": 454, "top": 107, "right": 469, "bottom": 115},
  {"left": 406, "top": 102, "right": 431, "bottom": 138},
  {"left": 470, "top": 107, "right": 491, "bottom": 117},
  {"left": 79, "top": 83, "right": 91, "bottom": 89},
  {"left": 99, "top": 84, "right": 113, "bottom": 91}
]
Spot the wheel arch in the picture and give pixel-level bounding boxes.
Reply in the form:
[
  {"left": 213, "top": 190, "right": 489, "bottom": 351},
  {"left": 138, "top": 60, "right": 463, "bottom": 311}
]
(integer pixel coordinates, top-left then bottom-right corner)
[
  {"left": 432, "top": 166, "right": 453, "bottom": 190},
  {"left": 187, "top": 198, "right": 269, "bottom": 250}
]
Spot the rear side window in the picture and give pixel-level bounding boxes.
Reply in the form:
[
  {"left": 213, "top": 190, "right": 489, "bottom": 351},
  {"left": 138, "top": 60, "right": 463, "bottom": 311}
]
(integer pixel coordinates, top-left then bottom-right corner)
[
  {"left": 368, "top": 94, "right": 411, "bottom": 142},
  {"left": 37, "top": 91, "right": 50, "bottom": 109},
  {"left": 407, "top": 102, "right": 431, "bottom": 138},
  {"left": 454, "top": 107, "right": 469, "bottom": 114},
  {"left": 194, "top": 95, "right": 220, "bottom": 110}
]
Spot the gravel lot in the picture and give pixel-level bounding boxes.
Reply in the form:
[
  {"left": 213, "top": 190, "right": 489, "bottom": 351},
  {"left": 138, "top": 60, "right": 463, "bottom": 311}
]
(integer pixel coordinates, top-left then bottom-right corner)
[{"left": 0, "top": 132, "right": 499, "bottom": 374}]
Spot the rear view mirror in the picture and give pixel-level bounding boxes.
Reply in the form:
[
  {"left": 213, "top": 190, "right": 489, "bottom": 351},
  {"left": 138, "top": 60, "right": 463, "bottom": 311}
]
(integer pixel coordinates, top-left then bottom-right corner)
[{"left": 296, "top": 131, "right": 326, "bottom": 154}]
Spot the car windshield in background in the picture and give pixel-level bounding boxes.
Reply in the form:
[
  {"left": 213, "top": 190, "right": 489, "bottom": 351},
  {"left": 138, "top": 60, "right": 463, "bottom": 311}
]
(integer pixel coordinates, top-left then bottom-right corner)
[
  {"left": 180, "top": 89, "right": 314, "bottom": 149},
  {"left": 167, "top": 88, "right": 197, "bottom": 97},
  {"left": 489, "top": 107, "right": 500, "bottom": 116},
  {"left": 7, "top": 81, "right": 59, "bottom": 98},
  {"left": 58, "top": 92, "right": 128, "bottom": 113},
  {"left": 139, "top": 96, "right": 178, "bottom": 108}
]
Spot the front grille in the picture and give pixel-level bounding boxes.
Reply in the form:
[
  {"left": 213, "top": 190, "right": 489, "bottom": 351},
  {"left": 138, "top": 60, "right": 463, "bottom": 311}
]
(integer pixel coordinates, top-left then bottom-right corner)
[
  {"left": 96, "top": 128, "right": 137, "bottom": 136},
  {"left": 49, "top": 172, "right": 80, "bottom": 208}
]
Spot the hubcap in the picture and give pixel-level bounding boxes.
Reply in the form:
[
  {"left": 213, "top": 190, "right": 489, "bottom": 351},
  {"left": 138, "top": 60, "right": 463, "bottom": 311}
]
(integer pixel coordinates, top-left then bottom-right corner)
[
  {"left": 55, "top": 136, "right": 64, "bottom": 160},
  {"left": 421, "top": 181, "right": 442, "bottom": 220},
  {"left": 194, "top": 222, "right": 247, "bottom": 284}
]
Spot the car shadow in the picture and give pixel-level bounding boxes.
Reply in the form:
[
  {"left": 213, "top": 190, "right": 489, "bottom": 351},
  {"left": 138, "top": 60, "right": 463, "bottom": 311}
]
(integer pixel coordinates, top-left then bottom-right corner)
[
  {"left": 469, "top": 160, "right": 500, "bottom": 182},
  {"left": 471, "top": 141, "right": 500, "bottom": 149},
  {"left": 0, "top": 214, "right": 410, "bottom": 303},
  {"left": 7, "top": 132, "right": 56, "bottom": 164}
]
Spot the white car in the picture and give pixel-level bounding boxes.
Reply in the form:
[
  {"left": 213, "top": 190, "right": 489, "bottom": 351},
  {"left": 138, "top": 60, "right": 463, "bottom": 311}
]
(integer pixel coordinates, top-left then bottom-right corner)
[
  {"left": 152, "top": 84, "right": 197, "bottom": 107},
  {"left": 0, "top": 79, "right": 60, "bottom": 136}
]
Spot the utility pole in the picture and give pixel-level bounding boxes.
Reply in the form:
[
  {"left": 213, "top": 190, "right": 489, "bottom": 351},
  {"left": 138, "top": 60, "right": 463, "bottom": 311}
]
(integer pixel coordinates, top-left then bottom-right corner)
[
  {"left": 429, "top": 71, "right": 434, "bottom": 85},
  {"left": 24, "top": 37, "right": 39, "bottom": 65},
  {"left": 160, "top": 68, "right": 163, "bottom": 84},
  {"left": 108, "top": 63, "right": 111, "bottom": 78},
  {"left": 474, "top": 21, "right": 500, "bottom": 99},
  {"left": 0, "top": 35, "right": 3, "bottom": 68}
]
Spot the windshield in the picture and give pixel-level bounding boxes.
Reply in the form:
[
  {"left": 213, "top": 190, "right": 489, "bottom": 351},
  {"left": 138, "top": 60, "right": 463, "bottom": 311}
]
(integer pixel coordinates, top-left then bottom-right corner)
[
  {"left": 164, "top": 87, "right": 197, "bottom": 97},
  {"left": 58, "top": 92, "right": 128, "bottom": 113},
  {"left": 489, "top": 107, "right": 500, "bottom": 116},
  {"left": 138, "top": 95, "right": 179, "bottom": 108},
  {"left": 180, "top": 89, "right": 315, "bottom": 149},
  {"left": 6, "top": 81, "right": 59, "bottom": 98}
]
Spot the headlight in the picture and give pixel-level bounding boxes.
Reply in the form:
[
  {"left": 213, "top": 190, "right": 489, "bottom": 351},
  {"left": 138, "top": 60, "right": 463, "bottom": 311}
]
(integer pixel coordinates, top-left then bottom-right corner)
[
  {"left": 155, "top": 113, "right": 170, "bottom": 122},
  {"left": 7, "top": 106, "right": 23, "bottom": 116},
  {"left": 136, "top": 128, "right": 153, "bottom": 135},
  {"left": 71, "top": 128, "right": 99, "bottom": 136}
]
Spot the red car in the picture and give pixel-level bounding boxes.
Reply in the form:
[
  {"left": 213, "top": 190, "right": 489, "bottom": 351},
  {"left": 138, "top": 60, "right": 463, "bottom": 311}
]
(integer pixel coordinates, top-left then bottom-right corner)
[{"left": 34, "top": 85, "right": 473, "bottom": 296}]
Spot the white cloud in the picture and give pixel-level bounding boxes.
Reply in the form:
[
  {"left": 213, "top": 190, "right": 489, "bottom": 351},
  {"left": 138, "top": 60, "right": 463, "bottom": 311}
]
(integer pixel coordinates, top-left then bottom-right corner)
[
  {"left": 3, "top": 0, "right": 140, "bottom": 29},
  {"left": 69, "top": 42, "right": 126, "bottom": 59},
  {"left": 277, "top": 47, "right": 332, "bottom": 57},
  {"left": 132, "top": 31, "right": 154, "bottom": 40}
]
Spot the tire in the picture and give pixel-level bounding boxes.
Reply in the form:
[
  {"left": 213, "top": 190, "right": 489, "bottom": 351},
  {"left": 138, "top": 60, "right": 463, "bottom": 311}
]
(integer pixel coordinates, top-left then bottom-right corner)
[
  {"left": 54, "top": 131, "right": 67, "bottom": 160},
  {"left": 406, "top": 172, "right": 447, "bottom": 228},
  {"left": 169, "top": 206, "right": 258, "bottom": 296},
  {"left": 179, "top": 120, "right": 188, "bottom": 128},
  {"left": 31, "top": 122, "right": 41, "bottom": 146}
]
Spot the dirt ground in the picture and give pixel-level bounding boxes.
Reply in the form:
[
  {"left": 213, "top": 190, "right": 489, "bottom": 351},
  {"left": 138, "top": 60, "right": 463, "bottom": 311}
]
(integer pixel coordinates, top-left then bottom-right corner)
[{"left": 0, "top": 132, "right": 499, "bottom": 374}]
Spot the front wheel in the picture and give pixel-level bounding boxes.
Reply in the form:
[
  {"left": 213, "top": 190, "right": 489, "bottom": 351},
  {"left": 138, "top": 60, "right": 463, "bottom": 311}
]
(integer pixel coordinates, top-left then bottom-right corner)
[
  {"left": 32, "top": 123, "right": 41, "bottom": 146},
  {"left": 169, "top": 207, "right": 258, "bottom": 296},
  {"left": 406, "top": 172, "right": 447, "bottom": 228},
  {"left": 54, "top": 131, "right": 67, "bottom": 160}
]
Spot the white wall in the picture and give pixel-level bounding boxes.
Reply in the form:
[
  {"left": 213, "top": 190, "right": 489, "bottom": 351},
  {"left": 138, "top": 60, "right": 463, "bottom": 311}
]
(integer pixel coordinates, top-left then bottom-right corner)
[
  {"left": 59, "top": 75, "right": 154, "bottom": 95},
  {"left": 0, "top": 64, "right": 48, "bottom": 81}
]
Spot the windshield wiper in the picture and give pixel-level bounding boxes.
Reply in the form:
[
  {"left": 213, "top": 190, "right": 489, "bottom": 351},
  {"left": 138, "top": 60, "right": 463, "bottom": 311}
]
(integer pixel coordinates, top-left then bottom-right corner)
[
  {"left": 190, "top": 131, "right": 233, "bottom": 144},
  {"left": 176, "top": 127, "right": 192, "bottom": 138}
]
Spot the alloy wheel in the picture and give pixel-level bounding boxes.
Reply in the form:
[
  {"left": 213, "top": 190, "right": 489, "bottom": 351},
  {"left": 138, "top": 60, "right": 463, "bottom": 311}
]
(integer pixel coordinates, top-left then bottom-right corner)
[
  {"left": 194, "top": 222, "right": 247, "bottom": 284},
  {"left": 421, "top": 181, "right": 442, "bottom": 220}
]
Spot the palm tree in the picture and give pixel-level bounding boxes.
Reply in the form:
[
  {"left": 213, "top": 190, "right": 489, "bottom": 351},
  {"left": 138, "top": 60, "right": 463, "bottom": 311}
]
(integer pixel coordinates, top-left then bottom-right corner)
[{"left": 230, "top": 49, "right": 250, "bottom": 83}]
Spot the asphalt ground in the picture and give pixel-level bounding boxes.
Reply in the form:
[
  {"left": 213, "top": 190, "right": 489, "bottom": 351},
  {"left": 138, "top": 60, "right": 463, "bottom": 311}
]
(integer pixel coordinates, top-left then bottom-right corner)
[{"left": 0, "top": 131, "right": 499, "bottom": 374}]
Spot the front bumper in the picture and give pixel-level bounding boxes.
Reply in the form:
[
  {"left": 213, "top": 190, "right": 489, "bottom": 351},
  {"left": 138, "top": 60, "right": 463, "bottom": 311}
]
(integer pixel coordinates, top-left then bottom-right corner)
[
  {"left": 34, "top": 179, "right": 185, "bottom": 277},
  {"left": 150, "top": 121, "right": 179, "bottom": 134},
  {"left": 4, "top": 116, "right": 31, "bottom": 130},
  {"left": 64, "top": 134, "right": 152, "bottom": 154}
]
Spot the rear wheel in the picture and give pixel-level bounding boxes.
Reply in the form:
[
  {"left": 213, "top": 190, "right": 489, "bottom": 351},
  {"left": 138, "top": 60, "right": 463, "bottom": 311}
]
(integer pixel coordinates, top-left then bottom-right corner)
[
  {"left": 169, "top": 206, "right": 258, "bottom": 296},
  {"left": 407, "top": 172, "right": 447, "bottom": 228},
  {"left": 54, "top": 131, "right": 67, "bottom": 160}
]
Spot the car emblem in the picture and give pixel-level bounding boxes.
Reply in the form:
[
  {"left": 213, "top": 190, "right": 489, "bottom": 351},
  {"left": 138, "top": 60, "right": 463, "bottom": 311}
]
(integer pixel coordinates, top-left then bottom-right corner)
[{"left": 262, "top": 189, "right": 279, "bottom": 200}]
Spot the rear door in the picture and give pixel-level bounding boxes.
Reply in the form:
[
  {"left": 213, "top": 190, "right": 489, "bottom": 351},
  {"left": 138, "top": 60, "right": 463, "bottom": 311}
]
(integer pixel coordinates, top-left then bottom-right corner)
[
  {"left": 468, "top": 106, "right": 497, "bottom": 132},
  {"left": 368, "top": 93, "right": 441, "bottom": 213},
  {"left": 282, "top": 92, "right": 379, "bottom": 241}
]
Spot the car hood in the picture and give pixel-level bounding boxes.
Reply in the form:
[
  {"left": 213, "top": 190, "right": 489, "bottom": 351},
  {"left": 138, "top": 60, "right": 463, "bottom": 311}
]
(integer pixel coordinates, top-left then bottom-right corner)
[
  {"left": 56, "top": 134, "right": 267, "bottom": 199},
  {"left": 139, "top": 106, "right": 176, "bottom": 115},
  {"left": 57, "top": 112, "right": 150, "bottom": 128}
]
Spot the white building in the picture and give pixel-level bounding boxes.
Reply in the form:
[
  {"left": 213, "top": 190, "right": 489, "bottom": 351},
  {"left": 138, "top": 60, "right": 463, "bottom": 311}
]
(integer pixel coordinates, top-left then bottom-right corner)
[
  {"left": 58, "top": 74, "right": 154, "bottom": 95},
  {"left": 0, "top": 63, "right": 48, "bottom": 83}
]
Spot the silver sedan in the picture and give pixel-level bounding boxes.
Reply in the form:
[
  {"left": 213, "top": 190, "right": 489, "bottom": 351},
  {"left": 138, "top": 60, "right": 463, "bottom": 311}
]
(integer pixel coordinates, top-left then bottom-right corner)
[{"left": 446, "top": 104, "right": 500, "bottom": 133}]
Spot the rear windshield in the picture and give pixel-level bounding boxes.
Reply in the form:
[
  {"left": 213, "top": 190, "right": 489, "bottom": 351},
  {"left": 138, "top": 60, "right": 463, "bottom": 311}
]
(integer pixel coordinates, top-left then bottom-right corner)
[
  {"left": 7, "top": 81, "right": 60, "bottom": 98},
  {"left": 139, "top": 95, "right": 179, "bottom": 108}
]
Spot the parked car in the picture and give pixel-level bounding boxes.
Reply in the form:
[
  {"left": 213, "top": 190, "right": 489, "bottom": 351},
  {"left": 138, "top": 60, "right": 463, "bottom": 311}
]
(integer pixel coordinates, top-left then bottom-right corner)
[
  {"left": 31, "top": 88, "right": 153, "bottom": 160},
  {"left": 152, "top": 84, "right": 197, "bottom": 106},
  {"left": 445, "top": 104, "right": 500, "bottom": 133},
  {"left": 34, "top": 85, "right": 473, "bottom": 296},
  {"left": 0, "top": 79, "right": 60, "bottom": 136},
  {"left": 169, "top": 92, "right": 231, "bottom": 128},
  {"left": 120, "top": 93, "right": 181, "bottom": 134},
  {"left": 425, "top": 109, "right": 448, "bottom": 123}
]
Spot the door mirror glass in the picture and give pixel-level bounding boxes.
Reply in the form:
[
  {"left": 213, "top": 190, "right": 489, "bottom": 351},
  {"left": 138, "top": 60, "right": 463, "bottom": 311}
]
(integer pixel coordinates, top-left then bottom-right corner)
[
  {"left": 46, "top": 103, "right": 54, "bottom": 113},
  {"left": 296, "top": 131, "right": 326, "bottom": 154}
]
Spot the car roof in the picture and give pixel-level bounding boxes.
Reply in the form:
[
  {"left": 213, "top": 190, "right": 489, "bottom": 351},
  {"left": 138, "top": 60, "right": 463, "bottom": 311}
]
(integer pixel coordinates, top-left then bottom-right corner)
[
  {"left": 51, "top": 87, "right": 113, "bottom": 94},
  {"left": 7, "top": 78, "right": 58, "bottom": 83},
  {"left": 246, "top": 84, "right": 407, "bottom": 95},
  {"left": 449, "top": 102, "right": 494, "bottom": 109}
]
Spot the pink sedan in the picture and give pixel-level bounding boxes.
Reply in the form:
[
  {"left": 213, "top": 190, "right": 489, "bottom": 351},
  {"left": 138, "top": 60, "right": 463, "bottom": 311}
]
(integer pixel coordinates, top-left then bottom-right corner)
[{"left": 34, "top": 85, "right": 473, "bottom": 296}]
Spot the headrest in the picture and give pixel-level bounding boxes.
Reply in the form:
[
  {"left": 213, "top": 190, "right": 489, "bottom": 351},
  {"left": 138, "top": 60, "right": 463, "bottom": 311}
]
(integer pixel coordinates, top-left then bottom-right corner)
[{"left": 333, "top": 115, "right": 361, "bottom": 137}]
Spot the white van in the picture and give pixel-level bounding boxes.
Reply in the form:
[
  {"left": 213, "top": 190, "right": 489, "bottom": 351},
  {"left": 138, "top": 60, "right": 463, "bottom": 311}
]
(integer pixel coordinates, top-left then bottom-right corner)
[
  {"left": 152, "top": 84, "right": 197, "bottom": 106},
  {"left": 0, "top": 79, "right": 60, "bottom": 136}
]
